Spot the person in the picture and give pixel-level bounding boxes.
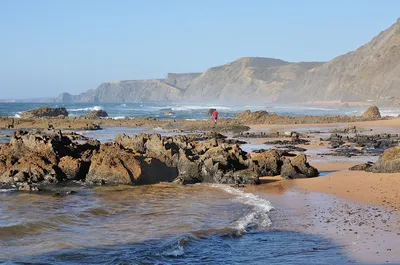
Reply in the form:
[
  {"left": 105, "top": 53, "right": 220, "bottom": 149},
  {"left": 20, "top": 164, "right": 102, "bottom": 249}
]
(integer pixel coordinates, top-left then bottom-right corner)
[{"left": 211, "top": 109, "right": 219, "bottom": 124}]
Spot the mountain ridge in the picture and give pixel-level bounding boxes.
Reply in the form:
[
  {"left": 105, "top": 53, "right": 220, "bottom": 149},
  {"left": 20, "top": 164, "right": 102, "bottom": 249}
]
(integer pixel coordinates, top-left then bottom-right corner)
[{"left": 55, "top": 18, "right": 400, "bottom": 105}]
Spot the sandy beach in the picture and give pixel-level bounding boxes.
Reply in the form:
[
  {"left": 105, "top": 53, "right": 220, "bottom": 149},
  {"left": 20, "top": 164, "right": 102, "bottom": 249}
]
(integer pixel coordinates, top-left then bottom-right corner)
[{"left": 240, "top": 117, "right": 400, "bottom": 263}]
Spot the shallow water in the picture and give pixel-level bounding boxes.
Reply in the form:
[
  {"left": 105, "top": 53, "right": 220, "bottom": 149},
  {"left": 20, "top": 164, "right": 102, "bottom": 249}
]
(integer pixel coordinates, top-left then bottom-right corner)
[{"left": 0, "top": 184, "right": 364, "bottom": 264}]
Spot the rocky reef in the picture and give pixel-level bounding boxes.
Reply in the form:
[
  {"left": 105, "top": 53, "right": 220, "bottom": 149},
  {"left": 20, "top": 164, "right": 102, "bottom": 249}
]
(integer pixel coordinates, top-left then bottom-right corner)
[
  {"left": 0, "top": 130, "right": 319, "bottom": 191},
  {"left": 20, "top": 107, "right": 69, "bottom": 119}
]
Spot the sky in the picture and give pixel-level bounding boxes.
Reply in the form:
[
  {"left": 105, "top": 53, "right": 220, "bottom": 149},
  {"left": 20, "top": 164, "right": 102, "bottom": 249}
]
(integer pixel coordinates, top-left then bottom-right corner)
[{"left": 0, "top": 0, "right": 399, "bottom": 99}]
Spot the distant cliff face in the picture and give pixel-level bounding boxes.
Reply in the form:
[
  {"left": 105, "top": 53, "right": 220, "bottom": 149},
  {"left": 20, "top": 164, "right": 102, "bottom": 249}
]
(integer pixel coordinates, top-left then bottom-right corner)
[
  {"left": 183, "top": 58, "right": 321, "bottom": 103},
  {"left": 56, "top": 18, "right": 400, "bottom": 104},
  {"left": 56, "top": 58, "right": 322, "bottom": 103},
  {"left": 279, "top": 18, "right": 400, "bottom": 104}
]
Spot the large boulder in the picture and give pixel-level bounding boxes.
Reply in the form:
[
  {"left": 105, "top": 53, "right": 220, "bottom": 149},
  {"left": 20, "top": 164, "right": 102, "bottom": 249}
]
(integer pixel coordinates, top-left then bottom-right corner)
[
  {"left": 249, "top": 149, "right": 282, "bottom": 176},
  {"left": 86, "top": 143, "right": 142, "bottom": 185},
  {"left": 84, "top": 110, "right": 108, "bottom": 119},
  {"left": 367, "top": 145, "right": 400, "bottom": 172},
  {"left": 280, "top": 154, "right": 319, "bottom": 179},
  {"left": 361, "top": 106, "right": 381, "bottom": 119},
  {"left": 20, "top": 107, "right": 69, "bottom": 118}
]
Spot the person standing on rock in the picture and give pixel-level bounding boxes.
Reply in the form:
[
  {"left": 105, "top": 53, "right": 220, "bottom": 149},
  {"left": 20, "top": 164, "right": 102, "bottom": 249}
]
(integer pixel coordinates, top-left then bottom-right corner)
[{"left": 211, "top": 109, "right": 219, "bottom": 124}]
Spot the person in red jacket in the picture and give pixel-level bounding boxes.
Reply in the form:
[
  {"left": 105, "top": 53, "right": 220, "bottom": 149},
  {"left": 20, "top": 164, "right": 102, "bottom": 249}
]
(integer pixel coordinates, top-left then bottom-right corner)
[{"left": 211, "top": 109, "right": 219, "bottom": 124}]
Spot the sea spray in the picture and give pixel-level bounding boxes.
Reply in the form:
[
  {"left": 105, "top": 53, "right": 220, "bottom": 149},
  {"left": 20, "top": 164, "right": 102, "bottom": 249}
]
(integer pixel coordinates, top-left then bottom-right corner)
[
  {"left": 211, "top": 184, "right": 274, "bottom": 235},
  {"left": 68, "top": 106, "right": 103, "bottom": 112}
]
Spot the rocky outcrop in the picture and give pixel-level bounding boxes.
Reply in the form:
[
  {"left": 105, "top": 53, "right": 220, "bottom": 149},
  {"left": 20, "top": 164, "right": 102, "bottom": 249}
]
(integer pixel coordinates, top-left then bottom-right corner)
[
  {"left": 361, "top": 106, "right": 381, "bottom": 119},
  {"left": 0, "top": 130, "right": 319, "bottom": 190},
  {"left": 0, "top": 130, "right": 99, "bottom": 190},
  {"left": 84, "top": 110, "right": 109, "bottom": 119},
  {"left": 280, "top": 154, "right": 319, "bottom": 179},
  {"left": 366, "top": 145, "right": 400, "bottom": 173},
  {"left": 86, "top": 143, "right": 142, "bottom": 185},
  {"left": 20, "top": 107, "right": 69, "bottom": 118}
]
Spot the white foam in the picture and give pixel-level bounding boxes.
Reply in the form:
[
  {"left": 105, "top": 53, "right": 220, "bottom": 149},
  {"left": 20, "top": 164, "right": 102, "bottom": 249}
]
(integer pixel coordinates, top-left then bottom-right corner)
[
  {"left": 112, "top": 116, "right": 126, "bottom": 120},
  {"left": 380, "top": 109, "right": 400, "bottom": 117},
  {"left": 211, "top": 184, "right": 274, "bottom": 234},
  {"left": 155, "top": 105, "right": 231, "bottom": 111},
  {"left": 162, "top": 245, "right": 185, "bottom": 257},
  {"left": 68, "top": 106, "right": 103, "bottom": 112}
]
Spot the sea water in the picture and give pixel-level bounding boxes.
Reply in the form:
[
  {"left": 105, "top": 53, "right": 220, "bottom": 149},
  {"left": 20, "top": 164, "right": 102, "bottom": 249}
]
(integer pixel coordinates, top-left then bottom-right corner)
[
  {"left": 0, "top": 184, "right": 358, "bottom": 264},
  {"left": 2, "top": 102, "right": 396, "bottom": 120}
]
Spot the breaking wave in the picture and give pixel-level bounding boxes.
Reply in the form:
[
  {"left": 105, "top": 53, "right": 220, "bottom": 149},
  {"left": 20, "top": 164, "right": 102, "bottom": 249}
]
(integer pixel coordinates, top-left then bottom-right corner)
[
  {"left": 211, "top": 184, "right": 274, "bottom": 234},
  {"left": 68, "top": 106, "right": 103, "bottom": 112}
]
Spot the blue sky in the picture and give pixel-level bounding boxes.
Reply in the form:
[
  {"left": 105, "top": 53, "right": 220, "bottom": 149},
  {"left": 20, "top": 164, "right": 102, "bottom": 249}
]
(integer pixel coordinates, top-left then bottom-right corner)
[{"left": 1, "top": 0, "right": 399, "bottom": 98}]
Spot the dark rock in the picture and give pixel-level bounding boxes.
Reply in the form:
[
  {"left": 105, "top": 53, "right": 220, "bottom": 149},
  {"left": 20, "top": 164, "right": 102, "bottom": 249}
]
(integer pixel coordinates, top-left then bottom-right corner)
[
  {"left": 349, "top": 162, "right": 374, "bottom": 171},
  {"left": 84, "top": 110, "right": 109, "bottom": 119},
  {"left": 207, "top": 108, "right": 216, "bottom": 116},
  {"left": 281, "top": 154, "right": 318, "bottom": 179},
  {"left": 20, "top": 107, "right": 69, "bottom": 119}
]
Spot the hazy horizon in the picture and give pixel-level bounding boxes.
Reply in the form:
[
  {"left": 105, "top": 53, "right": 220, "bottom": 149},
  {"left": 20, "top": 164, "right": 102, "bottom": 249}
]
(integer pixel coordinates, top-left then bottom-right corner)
[{"left": 1, "top": 0, "right": 400, "bottom": 99}]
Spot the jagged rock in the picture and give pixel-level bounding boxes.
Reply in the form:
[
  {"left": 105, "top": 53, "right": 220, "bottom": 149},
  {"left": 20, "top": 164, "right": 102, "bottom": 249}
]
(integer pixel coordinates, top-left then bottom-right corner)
[
  {"left": 58, "top": 156, "right": 85, "bottom": 180},
  {"left": 367, "top": 145, "right": 400, "bottom": 173},
  {"left": 115, "top": 134, "right": 148, "bottom": 153},
  {"left": 280, "top": 154, "right": 318, "bottom": 179},
  {"left": 249, "top": 150, "right": 282, "bottom": 176},
  {"left": 174, "top": 149, "right": 202, "bottom": 185},
  {"left": 362, "top": 106, "right": 381, "bottom": 119},
  {"left": 84, "top": 110, "right": 109, "bottom": 119},
  {"left": 0, "top": 154, "right": 58, "bottom": 184},
  {"left": 86, "top": 143, "right": 142, "bottom": 185},
  {"left": 349, "top": 162, "right": 374, "bottom": 171},
  {"left": 20, "top": 107, "right": 69, "bottom": 118}
]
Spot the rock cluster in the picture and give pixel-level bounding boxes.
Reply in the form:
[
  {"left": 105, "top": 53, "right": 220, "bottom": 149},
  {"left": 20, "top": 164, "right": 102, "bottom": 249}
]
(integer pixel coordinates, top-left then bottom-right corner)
[
  {"left": 20, "top": 107, "right": 69, "bottom": 118},
  {"left": 0, "top": 130, "right": 319, "bottom": 190},
  {"left": 84, "top": 110, "right": 109, "bottom": 119}
]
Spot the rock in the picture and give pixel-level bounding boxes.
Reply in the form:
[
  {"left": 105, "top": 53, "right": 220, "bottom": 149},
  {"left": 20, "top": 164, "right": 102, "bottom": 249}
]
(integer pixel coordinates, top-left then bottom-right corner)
[
  {"left": 367, "top": 145, "right": 400, "bottom": 173},
  {"left": 86, "top": 143, "right": 142, "bottom": 185},
  {"left": 281, "top": 154, "right": 318, "bottom": 179},
  {"left": 250, "top": 149, "right": 284, "bottom": 176},
  {"left": 207, "top": 108, "right": 216, "bottom": 116},
  {"left": 349, "top": 162, "right": 374, "bottom": 171},
  {"left": 0, "top": 154, "right": 58, "bottom": 184},
  {"left": 20, "top": 107, "right": 69, "bottom": 119},
  {"left": 361, "top": 106, "right": 381, "bottom": 119},
  {"left": 174, "top": 149, "right": 202, "bottom": 185},
  {"left": 115, "top": 134, "right": 147, "bottom": 153},
  {"left": 84, "top": 110, "right": 109, "bottom": 119},
  {"left": 236, "top": 110, "right": 269, "bottom": 123},
  {"left": 58, "top": 156, "right": 85, "bottom": 180}
]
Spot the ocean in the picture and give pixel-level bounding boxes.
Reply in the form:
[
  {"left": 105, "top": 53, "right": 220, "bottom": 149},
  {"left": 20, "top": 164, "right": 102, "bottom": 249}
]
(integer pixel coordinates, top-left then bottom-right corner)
[
  {"left": 0, "top": 102, "right": 393, "bottom": 264},
  {"left": 2, "top": 102, "right": 399, "bottom": 121},
  {"left": 0, "top": 183, "right": 360, "bottom": 265}
]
